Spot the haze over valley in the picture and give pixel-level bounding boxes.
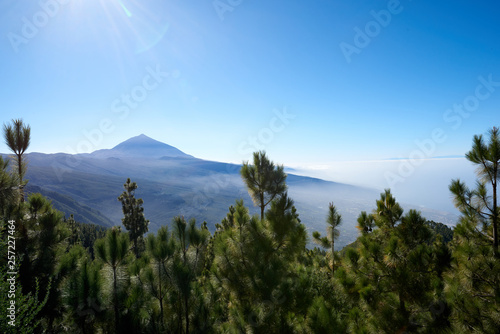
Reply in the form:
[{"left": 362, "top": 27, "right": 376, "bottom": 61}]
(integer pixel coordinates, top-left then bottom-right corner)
[{"left": 10, "top": 134, "right": 460, "bottom": 249}]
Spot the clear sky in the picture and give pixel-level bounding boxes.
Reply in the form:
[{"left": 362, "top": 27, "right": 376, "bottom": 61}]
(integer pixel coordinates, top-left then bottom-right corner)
[{"left": 1, "top": 1, "right": 500, "bottom": 199}]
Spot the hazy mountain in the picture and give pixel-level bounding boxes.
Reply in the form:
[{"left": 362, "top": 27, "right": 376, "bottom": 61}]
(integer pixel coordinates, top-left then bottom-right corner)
[
  {"left": 11, "top": 135, "right": 458, "bottom": 249},
  {"left": 89, "top": 134, "right": 192, "bottom": 159}
]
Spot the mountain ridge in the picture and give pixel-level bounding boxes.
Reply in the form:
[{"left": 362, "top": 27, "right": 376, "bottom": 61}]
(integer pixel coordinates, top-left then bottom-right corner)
[{"left": 7, "top": 135, "right": 458, "bottom": 248}]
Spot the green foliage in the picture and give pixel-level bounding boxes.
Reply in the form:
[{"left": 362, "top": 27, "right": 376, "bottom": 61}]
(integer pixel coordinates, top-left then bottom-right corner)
[
  {"left": 118, "top": 178, "right": 149, "bottom": 258},
  {"left": 27, "top": 193, "right": 51, "bottom": 219},
  {"left": 11, "top": 193, "right": 70, "bottom": 331},
  {"left": 374, "top": 189, "right": 403, "bottom": 229},
  {"left": 338, "top": 191, "right": 448, "bottom": 332},
  {"left": 445, "top": 216, "right": 500, "bottom": 332},
  {"left": 356, "top": 211, "right": 374, "bottom": 235},
  {"left": 28, "top": 184, "right": 115, "bottom": 228},
  {"left": 240, "top": 151, "right": 287, "bottom": 219},
  {"left": 0, "top": 194, "right": 69, "bottom": 332},
  {"left": 61, "top": 214, "right": 108, "bottom": 260},
  {"left": 94, "top": 227, "right": 132, "bottom": 332},
  {"left": 171, "top": 216, "right": 210, "bottom": 334},
  {"left": 59, "top": 245, "right": 105, "bottom": 333},
  {"left": 445, "top": 127, "right": 500, "bottom": 332},
  {"left": 0, "top": 155, "right": 19, "bottom": 215},
  {"left": 142, "top": 226, "right": 176, "bottom": 330},
  {"left": 427, "top": 220, "right": 454, "bottom": 244},
  {"left": 450, "top": 126, "right": 500, "bottom": 253},
  {"left": 211, "top": 195, "right": 308, "bottom": 332},
  {"left": 0, "top": 221, "right": 49, "bottom": 333},
  {"left": 0, "top": 271, "right": 49, "bottom": 334},
  {"left": 3, "top": 119, "right": 30, "bottom": 202},
  {"left": 313, "top": 203, "right": 343, "bottom": 276}
]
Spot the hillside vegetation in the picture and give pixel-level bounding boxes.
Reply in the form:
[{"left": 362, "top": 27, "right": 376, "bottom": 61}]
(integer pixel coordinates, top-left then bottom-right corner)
[{"left": 1, "top": 121, "right": 499, "bottom": 333}]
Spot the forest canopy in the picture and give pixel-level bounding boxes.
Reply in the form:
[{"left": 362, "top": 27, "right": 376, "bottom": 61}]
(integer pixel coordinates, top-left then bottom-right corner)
[{"left": 1, "top": 121, "right": 499, "bottom": 333}]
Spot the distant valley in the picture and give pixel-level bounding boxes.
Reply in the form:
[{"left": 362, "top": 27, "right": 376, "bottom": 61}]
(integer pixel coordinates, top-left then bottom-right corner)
[{"left": 8, "top": 134, "right": 458, "bottom": 248}]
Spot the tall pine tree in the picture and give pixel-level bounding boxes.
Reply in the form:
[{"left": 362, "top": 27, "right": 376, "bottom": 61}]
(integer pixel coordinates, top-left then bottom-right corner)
[
  {"left": 313, "top": 202, "right": 343, "bottom": 276},
  {"left": 3, "top": 119, "right": 30, "bottom": 202},
  {"left": 240, "top": 151, "right": 287, "bottom": 220},
  {"left": 118, "top": 178, "right": 149, "bottom": 258},
  {"left": 94, "top": 227, "right": 131, "bottom": 333},
  {"left": 445, "top": 127, "right": 500, "bottom": 332}
]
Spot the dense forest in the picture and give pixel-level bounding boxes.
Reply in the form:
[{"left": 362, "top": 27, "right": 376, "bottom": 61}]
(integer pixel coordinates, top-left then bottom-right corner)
[{"left": 1, "top": 120, "right": 499, "bottom": 333}]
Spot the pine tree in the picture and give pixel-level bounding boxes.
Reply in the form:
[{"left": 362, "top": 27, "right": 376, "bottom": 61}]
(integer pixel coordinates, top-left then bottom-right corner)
[
  {"left": 444, "top": 214, "right": 500, "bottom": 332},
  {"left": 449, "top": 126, "right": 500, "bottom": 255},
  {"left": 0, "top": 219, "right": 49, "bottom": 333},
  {"left": 118, "top": 178, "right": 149, "bottom": 258},
  {"left": 0, "top": 270, "right": 49, "bottom": 333},
  {"left": 34, "top": 206, "right": 71, "bottom": 330},
  {"left": 59, "top": 245, "right": 104, "bottom": 333},
  {"left": 338, "top": 191, "right": 444, "bottom": 332},
  {"left": 0, "top": 155, "right": 19, "bottom": 215},
  {"left": 211, "top": 196, "right": 307, "bottom": 332},
  {"left": 265, "top": 192, "right": 306, "bottom": 257},
  {"left": 170, "top": 216, "right": 210, "bottom": 334},
  {"left": 3, "top": 119, "right": 30, "bottom": 202},
  {"left": 94, "top": 227, "right": 131, "bottom": 332},
  {"left": 15, "top": 193, "right": 71, "bottom": 331},
  {"left": 313, "top": 202, "right": 343, "bottom": 275},
  {"left": 374, "top": 188, "right": 403, "bottom": 229},
  {"left": 144, "top": 225, "right": 176, "bottom": 330},
  {"left": 356, "top": 211, "right": 375, "bottom": 235},
  {"left": 65, "top": 214, "right": 81, "bottom": 247},
  {"left": 445, "top": 127, "right": 500, "bottom": 332},
  {"left": 240, "top": 151, "right": 287, "bottom": 220}
]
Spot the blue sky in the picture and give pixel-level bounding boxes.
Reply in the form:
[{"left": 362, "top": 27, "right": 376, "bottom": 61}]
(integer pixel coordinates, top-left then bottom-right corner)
[{"left": 1, "top": 0, "right": 499, "bottom": 204}]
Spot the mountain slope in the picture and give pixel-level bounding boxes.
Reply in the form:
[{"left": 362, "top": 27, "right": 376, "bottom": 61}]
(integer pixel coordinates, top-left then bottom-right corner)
[
  {"left": 26, "top": 184, "right": 114, "bottom": 227},
  {"left": 15, "top": 136, "right": 458, "bottom": 248}
]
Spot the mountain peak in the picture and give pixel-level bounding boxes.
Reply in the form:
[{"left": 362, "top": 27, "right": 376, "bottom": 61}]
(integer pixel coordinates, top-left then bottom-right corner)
[
  {"left": 91, "top": 135, "right": 192, "bottom": 159},
  {"left": 113, "top": 134, "right": 163, "bottom": 148},
  {"left": 135, "top": 133, "right": 151, "bottom": 139}
]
